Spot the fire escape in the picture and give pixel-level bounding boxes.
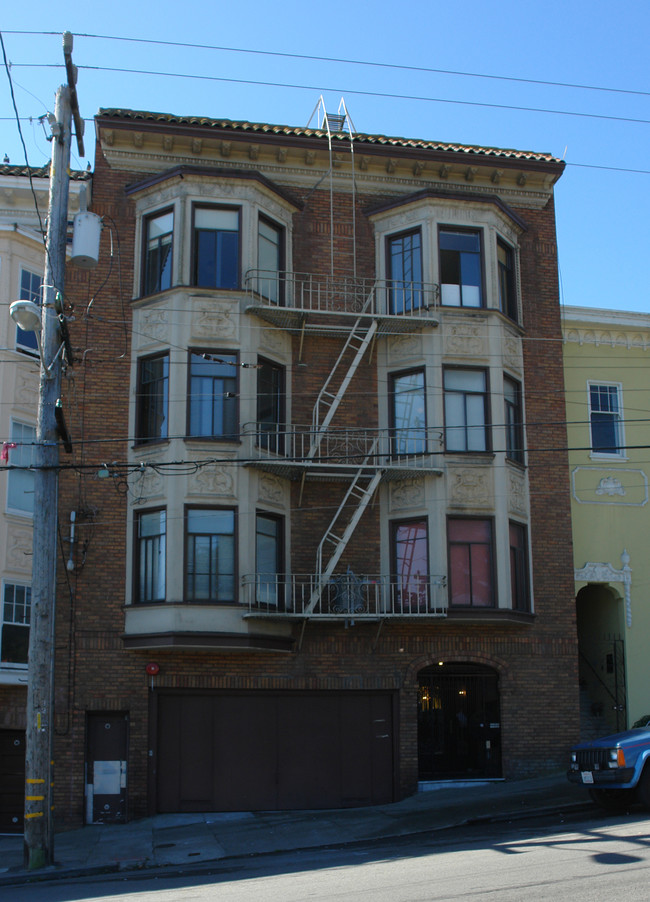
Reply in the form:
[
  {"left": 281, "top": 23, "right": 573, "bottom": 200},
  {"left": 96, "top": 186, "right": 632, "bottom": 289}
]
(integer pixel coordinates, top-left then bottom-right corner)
[{"left": 243, "top": 99, "right": 446, "bottom": 623}]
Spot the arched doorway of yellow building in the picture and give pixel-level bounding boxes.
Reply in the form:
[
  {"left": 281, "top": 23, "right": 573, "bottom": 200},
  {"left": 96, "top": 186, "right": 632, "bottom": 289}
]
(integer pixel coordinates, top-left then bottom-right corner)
[{"left": 576, "top": 584, "right": 626, "bottom": 736}]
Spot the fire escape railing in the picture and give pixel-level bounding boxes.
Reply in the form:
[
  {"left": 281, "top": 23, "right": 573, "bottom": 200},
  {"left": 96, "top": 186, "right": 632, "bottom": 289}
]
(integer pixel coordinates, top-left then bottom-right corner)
[{"left": 244, "top": 270, "right": 439, "bottom": 318}]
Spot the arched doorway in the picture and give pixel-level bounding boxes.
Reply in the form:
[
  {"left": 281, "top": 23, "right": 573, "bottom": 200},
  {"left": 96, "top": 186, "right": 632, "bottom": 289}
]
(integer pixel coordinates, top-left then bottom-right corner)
[
  {"left": 576, "top": 584, "right": 626, "bottom": 735},
  {"left": 417, "top": 663, "right": 502, "bottom": 780}
]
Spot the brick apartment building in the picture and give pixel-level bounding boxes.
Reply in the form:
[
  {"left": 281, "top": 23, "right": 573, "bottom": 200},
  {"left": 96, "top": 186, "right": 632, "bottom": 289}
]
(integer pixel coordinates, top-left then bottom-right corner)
[{"left": 50, "top": 104, "right": 577, "bottom": 825}]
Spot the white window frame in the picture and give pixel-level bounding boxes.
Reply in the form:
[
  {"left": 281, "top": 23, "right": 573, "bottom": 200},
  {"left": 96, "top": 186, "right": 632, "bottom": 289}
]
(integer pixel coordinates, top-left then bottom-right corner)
[
  {"left": 1, "top": 581, "right": 31, "bottom": 668},
  {"left": 588, "top": 381, "right": 626, "bottom": 459},
  {"left": 6, "top": 420, "right": 36, "bottom": 516},
  {"left": 16, "top": 267, "right": 42, "bottom": 356}
]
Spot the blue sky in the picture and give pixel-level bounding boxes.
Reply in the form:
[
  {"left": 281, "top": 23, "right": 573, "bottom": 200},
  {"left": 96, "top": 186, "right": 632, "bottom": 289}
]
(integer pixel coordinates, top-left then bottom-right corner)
[{"left": 1, "top": 0, "right": 648, "bottom": 313}]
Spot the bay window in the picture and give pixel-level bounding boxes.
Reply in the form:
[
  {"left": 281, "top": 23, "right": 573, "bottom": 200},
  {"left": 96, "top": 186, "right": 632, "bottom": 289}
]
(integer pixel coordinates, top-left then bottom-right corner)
[{"left": 448, "top": 518, "right": 495, "bottom": 607}]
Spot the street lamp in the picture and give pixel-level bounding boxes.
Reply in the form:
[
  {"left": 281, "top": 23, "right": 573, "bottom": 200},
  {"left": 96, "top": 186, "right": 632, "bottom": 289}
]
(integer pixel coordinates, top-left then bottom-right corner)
[{"left": 9, "top": 300, "right": 65, "bottom": 378}]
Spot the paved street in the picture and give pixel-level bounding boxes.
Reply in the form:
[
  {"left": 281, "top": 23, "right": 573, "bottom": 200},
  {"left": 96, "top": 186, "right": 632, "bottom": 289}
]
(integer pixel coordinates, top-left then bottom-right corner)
[{"left": 5, "top": 809, "right": 650, "bottom": 902}]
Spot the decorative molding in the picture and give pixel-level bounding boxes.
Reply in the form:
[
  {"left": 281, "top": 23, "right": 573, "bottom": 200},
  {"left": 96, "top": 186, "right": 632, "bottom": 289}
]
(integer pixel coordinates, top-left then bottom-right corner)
[
  {"left": 131, "top": 468, "right": 164, "bottom": 503},
  {"left": 575, "top": 550, "right": 632, "bottom": 627},
  {"left": 572, "top": 467, "right": 648, "bottom": 506},
  {"left": 503, "top": 332, "right": 523, "bottom": 373},
  {"left": 191, "top": 299, "right": 238, "bottom": 340},
  {"left": 507, "top": 468, "right": 528, "bottom": 516},
  {"left": 387, "top": 333, "right": 422, "bottom": 364},
  {"left": 137, "top": 308, "right": 170, "bottom": 346},
  {"left": 5, "top": 526, "right": 33, "bottom": 571},
  {"left": 443, "top": 321, "right": 487, "bottom": 358},
  {"left": 390, "top": 478, "right": 424, "bottom": 511},
  {"left": 563, "top": 326, "right": 650, "bottom": 351},
  {"left": 258, "top": 474, "right": 285, "bottom": 507},
  {"left": 188, "top": 465, "right": 234, "bottom": 497},
  {"left": 449, "top": 468, "right": 491, "bottom": 507},
  {"left": 14, "top": 369, "right": 39, "bottom": 408}
]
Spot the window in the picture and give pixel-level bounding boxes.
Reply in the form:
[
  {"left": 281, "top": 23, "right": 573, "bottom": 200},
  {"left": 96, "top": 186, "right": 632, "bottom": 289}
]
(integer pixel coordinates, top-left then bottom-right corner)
[
  {"left": 256, "top": 513, "right": 283, "bottom": 607},
  {"left": 185, "top": 508, "right": 235, "bottom": 602},
  {"left": 257, "top": 216, "right": 283, "bottom": 303},
  {"left": 589, "top": 383, "right": 624, "bottom": 455},
  {"left": 257, "top": 358, "right": 285, "bottom": 454},
  {"left": 136, "top": 353, "right": 169, "bottom": 444},
  {"left": 188, "top": 351, "right": 238, "bottom": 439},
  {"left": 391, "top": 518, "right": 429, "bottom": 613},
  {"left": 390, "top": 369, "right": 426, "bottom": 455},
  {"left": 16, "top": 269, "right": 42, "bottom": 355},
  {"left": 439, "top": 229, "right": 482, "bottom": 307},
  {"left": 497, "top": 239, "right": 517, "bottom": 321},
  {"left": 444, "top": 368, "right": 489, "bottom": 452},
  {"left": 1, "top": 583, "right": 31, "bottom": 665},
  {"left": 143, "top": 210, "right": 173, "bottom": 295},
  {"left": 193, "top": 206, "right": 240, "bottom": 289},
  {"left": 448, "top": 518, "right": 494, "bottom": 607},
  {"left": 135, "top": 510, "right": 166, "bottom": 603},
  {"left": 509, "top": 521, "right": 530, "bottom": 612},
  {"left": 7, "top": 421, "right": 35, "bottom": 514},
  {"left": 387, "top": 229, "right": 423, "bottom": 314},
  {"left": 504, "top": 376, "right": 524, "bottom": 464}
]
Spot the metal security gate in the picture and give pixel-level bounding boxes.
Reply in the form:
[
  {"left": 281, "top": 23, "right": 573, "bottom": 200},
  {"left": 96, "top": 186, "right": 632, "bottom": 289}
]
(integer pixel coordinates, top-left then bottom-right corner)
[
  {"left": 418, "top": 663, "right": 501, "bottom": 779},
  {"left": 153, "top": 691, "right": 396, "bottom": 812},
  {"left": 0, "top": 729, "right": 25, "bottom": 833}
]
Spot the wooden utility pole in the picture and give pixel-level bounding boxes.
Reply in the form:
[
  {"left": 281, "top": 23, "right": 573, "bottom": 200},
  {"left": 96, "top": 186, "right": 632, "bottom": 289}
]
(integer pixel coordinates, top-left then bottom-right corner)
[{"left": 24, "top": 32, "right": 82, "bottom": 869}]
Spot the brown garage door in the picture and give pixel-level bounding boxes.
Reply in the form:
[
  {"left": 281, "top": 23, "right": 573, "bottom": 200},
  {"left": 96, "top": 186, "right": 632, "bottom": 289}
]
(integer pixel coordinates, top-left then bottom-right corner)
[
  {"left": 154, "top": 691, "right": 395, "bottom": 812},
  {"left": 0, "top": 729, "right": 25, "bottom": 833}
]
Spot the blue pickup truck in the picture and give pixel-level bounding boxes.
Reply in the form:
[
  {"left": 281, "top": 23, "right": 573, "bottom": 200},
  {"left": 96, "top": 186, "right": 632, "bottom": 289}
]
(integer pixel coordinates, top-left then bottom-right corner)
[{"left": 567, "top": 715, "right": 650, "bottom": 809}]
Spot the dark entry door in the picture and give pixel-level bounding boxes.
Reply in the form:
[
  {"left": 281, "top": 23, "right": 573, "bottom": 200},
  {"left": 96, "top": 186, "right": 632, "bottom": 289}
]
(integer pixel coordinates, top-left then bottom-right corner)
[
  {"left": 0, "top": 729, "right": 25, "bottom": 833},
  {"left": 418, "top": 663, "right": 501, "bottom": 779},
  {"left": 86, "top": 713, "right": 128, "bottom": 824},
  {"left": 155, "top": 691, "right": 395, "bottom": 812}
]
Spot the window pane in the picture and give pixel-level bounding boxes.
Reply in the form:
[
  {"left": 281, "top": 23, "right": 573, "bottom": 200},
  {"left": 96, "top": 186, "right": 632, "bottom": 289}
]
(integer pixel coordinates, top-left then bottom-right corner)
[
  {"left": 7, "top": 422, "right": 35, "bottom": 513},
  {"left": 144, "top": 212, "right": 173, "bottom": 294},
  {"left": 448, "top": 519, "right": 494, "bottom": 607},
  {"left": 439, "top": 230, "right": 482, "bottom": 308},
  {"left": 186, "top": 509, "right": 235, "bottom": 603},
  {"left": 391, "top": 370, "right": 426, "bottom": 455},
  {"left": 137, "top": 355, "right": 168, "bottom": 442},
  {"left": 193, "top": 208, "right": 240, "bottom": 289},
  {"left": 389, "top": 230, "right": 423, "bottom": 314},
  {"left": 189, "top": 353, "right": 238, "bottom": 438}
]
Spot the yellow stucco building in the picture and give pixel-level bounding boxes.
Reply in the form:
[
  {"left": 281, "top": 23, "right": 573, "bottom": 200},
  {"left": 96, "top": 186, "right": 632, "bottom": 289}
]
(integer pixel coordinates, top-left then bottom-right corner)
[{"left": 563, "top": 305, "right": 650, "bottom": 736}]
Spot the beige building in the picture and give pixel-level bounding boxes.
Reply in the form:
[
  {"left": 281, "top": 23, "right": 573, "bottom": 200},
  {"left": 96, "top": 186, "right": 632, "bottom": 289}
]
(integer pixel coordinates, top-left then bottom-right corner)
[
  {"left": 563, "top": 305, "right": 650, "bottom": 736},
  {"left": 0, "top": 163, "right": 87, "bottom": 831}
]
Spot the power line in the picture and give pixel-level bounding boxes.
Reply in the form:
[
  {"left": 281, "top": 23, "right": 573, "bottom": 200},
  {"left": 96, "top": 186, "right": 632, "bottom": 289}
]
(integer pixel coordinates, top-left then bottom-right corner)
[{"left": 5, "top": 30, "right": 649, "bottom": 100}]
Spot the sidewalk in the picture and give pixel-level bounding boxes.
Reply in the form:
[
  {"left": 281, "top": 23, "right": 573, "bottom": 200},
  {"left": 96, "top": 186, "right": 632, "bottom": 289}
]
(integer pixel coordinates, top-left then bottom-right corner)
[{"left": 0, "top": 773, "right": 590, "bottom": 886}]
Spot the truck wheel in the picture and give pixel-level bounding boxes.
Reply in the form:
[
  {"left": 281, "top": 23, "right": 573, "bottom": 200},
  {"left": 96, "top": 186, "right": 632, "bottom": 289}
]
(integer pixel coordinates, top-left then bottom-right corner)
[
  {"left": 588, "top": 787, "right": 632, "bottom": 811},
  {"left": 637, "top": 767, "right": 650, "bottom": 809}
]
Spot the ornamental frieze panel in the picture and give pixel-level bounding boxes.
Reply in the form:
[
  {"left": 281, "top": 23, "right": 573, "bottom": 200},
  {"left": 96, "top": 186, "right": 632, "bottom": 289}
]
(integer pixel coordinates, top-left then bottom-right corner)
[
  {"left": 5, "top": 526, "right": 33, "bottom": 572},
  {"left": 14, "top": 369, "right": 39, "bottom": 408},
  {"left": 387, "top": 333, "right": 423, "bottom": 364},
  {"left": 130, "top": 468, "right": 165, "bottom": 504},
  {"left": 389, "top": 478, "right": 425, "bottom": 511},
  {"left": 443, "top": 321, "right": 486, "bottom": 358},
  {"left": 502, "top": 332, "right": 523, "bottom": 373},
  {"left": 507, "top": 468, "right": 528, "bottom": 516},
  {"left": 137, "top": 308, "right": 169, "bottom": 347},
  {"left": 572, "top": 467, "right": 648, "bottom": 506},
  {"left": 448, "top": 467, "right": 491, "bottom": 508},
  {"left": 258, "top": 474, "right": 285, "bottom": 507},
  {"left": 188, "top": 464, "right": 235, "bottom": 498},
  {"left": 191, "top": 299, "right": 238, "bottom": 341},
  {"left": 258, "top": 325, "right": 286, "bottom": 356}
]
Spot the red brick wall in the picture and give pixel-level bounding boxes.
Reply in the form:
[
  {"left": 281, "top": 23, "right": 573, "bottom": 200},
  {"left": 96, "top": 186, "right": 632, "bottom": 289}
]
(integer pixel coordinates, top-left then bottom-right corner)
[{"left": 50, "top": 138, "right": 578, "bottom": 827}]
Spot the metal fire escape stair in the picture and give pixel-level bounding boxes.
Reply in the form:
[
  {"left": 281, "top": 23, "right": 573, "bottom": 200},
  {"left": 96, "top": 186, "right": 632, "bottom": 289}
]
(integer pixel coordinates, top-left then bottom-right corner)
[
  {"left": 305, "top": 440, "right": 383, "bottom": 615},
  {"left": 308, "top": 309, "right": 378, "bottom": 459}
]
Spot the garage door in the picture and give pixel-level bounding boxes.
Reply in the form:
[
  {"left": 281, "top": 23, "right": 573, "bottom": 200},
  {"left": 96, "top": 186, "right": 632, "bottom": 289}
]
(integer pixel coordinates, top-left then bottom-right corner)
[
  {"left": 0, "top": 729, "right": 25, "bottom": 833},
  {"left": 154, "top": 691, "right": 395, "bottom": 812}
]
